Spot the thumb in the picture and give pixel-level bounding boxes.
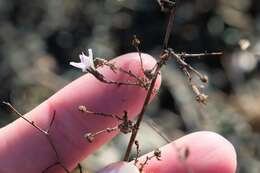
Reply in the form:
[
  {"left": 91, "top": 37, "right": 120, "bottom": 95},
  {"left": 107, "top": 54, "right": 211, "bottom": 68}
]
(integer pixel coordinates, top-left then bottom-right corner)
[{"left": 97, "top": 162, "right": 139, "bottom": 173}]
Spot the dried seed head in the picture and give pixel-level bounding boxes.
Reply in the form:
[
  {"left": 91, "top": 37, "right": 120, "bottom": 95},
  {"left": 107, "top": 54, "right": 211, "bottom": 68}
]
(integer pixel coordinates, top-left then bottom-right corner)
[
  {"left": 118, "top": 112, "right": 133, "bottom": 134},
  {"left": 78, "top": 105, "right": 87, "bottom": 113},
  {"left": 106, "top": 127, "right": 118, "bottom": 133},
  {"left": 132, "top": 35, "right": 141, "bottom": 48},
  {"left": 200, "top": 75, "right": 208, "bottom": 83},
  {"left": 196, "top": 93, "right": 208, "bottom": 104},
  {"left": 118, "top": 121, "right": 133, "bottom": 134},
  {"left": 144, "top": 70, "right": 154, "bottom": 80},
  {"left": 154, "top": 148, "right": 162, "bottom": 159},
  {"left": 84, "top": 133, "right": 95, "bottom": 143}
]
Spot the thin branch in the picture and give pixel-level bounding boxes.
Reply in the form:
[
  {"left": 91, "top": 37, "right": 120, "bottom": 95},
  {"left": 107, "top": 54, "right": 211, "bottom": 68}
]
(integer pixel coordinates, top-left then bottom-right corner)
[
  {"left": 77, "top": 164, "right": 83, "bottom": 173},
  {"left": 78, "top": 105, "right": 123, "bottom": 121},
  {"left": 178, "top": 52, "right": 223, "bottom": 58},
  {"left": 3, "top": 102, "right": 70, "bottom": 173},
  {"left": 123, "top": 56, "right": 166, "bottom": 161},
  {"left": 123, "top": 0, "right": 176, "bottom": 161},
  {"left": 134, "top": 140, "right": 141, "bottom": 165},
  {"left": 42, "top": 161, "right": 70, "bottom": 173},
  {"left": 96, "top": 59, "right": 148, "bottom": 89},
  {"left": 169, "top": 49, "right": 209, "bottom": 83},
  {"left": 46, "top": 110, "right": 56, "bottom": 134},
  {"left": 144, "top": 118, "right": 171, "bottom": 143},
  {"left": 42, "top": 162, "right": 60, "bottom": 173},
  {"left": 84, "top": 126, "right": 118, "bottom": 143},
  {"left": 138, "top": 149, "right": 161, "bottom": 172},
  {"left": 3, "top": 101, "right": 47, "bottom": 135},
  {"left": 132, "top": 35, "right": 145, "bottom": 73},
  {"left": 117, "top": 67, "right": 148, "bottom": 88},
  {"left": 163, "top": 2, "right": 176, "bottom": 49},
  {"left": 88, "top": 69, "right": 146, "bottom": 89}
]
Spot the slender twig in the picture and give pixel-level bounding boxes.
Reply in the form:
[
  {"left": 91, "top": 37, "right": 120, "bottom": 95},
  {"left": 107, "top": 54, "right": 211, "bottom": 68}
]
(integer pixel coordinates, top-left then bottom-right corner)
[
  {"left": 77, "top": 164, "right": 83, "bottom": 173},
  {"left": 3, "top": 102, "right": 70, "bottom": 173},
  {"left": 170, "top": 50, "right": 209, "bottom": 83},
  {"left": 42, "top": 162, "right": 60, "bottom": 173},
  {"left": 163, "top": 4, "right": 176, "bottom": 49},
  {"left": 177, "top": 52, "right": 223, "bottom": 58},
  {"left": 138, "top": 149, "right": 161, "bottom": 172},
  {"left": 144, "top": 118, "right": 171, "bottom": 143},
  {"left": 98, "top": 60, "right": 148, "bottom": 89},
  {"left": 123, "top": 58, "right": 165, "bottom": 161},
  {"left": 117, "top": 67, "right": 147, "bottom": 88},
  {"left": 134, "top": 140, "right": 141, "bottom": 165},
  {"left": 84, "top": 126, "right": 118, "bottom": 143},
  {"left": 2, "top": 101, "right": 48, "bottom": 135},
  {"left": 123, "top": 0, "right": 176, "bottom": 161},
  {"left": 144, "top": 118, "right": 193, "bottom": 171},
  {"left": 88, "top": 69, "right": 146, "bottom": 88},
  {"left": 46, "top": 110, "right": 56, "bottom": 134},
  {"left": 78, "top": 105, "right": 123, "bottom": 121},
  {"left": 132, "top": 35, "right": 145, "bottom": 73}
]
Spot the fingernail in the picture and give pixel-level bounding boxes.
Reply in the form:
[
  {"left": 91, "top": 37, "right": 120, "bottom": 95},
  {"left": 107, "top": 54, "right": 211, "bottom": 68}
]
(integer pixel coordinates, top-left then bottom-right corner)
[{"left": 97, "top": 161, "right": 140, "bottom": 173}]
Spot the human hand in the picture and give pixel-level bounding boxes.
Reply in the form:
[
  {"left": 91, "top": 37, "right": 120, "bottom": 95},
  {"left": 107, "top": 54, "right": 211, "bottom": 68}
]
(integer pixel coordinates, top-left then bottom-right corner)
[{"left": 0, "top": 53, "right": 236, "bottom": 173}]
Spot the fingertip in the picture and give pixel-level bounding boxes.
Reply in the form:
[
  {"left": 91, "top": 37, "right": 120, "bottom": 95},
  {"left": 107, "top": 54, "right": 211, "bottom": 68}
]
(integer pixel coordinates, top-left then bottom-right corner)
[
  {"left": 139, "top": 131, "right": 237, "bottom": 173},
  {"left": 179, "top": 131, "right": 237, "bottom": 173}
]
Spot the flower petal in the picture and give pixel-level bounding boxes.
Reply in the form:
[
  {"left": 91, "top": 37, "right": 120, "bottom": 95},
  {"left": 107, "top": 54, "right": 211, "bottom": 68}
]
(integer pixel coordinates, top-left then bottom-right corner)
[
  {"left": 69, "top": 62, "right": 88, "bottom": 72},
  {"left": 88, "top": 49, "right": 95, "bottom": 69},
  {"left": 79, "top": 53, "right": 87, "bottom": 64}
]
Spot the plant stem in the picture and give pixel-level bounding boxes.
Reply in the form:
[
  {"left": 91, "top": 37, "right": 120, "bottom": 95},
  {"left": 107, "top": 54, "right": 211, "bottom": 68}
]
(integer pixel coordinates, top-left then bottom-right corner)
[{"left": 123, "top": 61, "right": 163, "bottom": 161}]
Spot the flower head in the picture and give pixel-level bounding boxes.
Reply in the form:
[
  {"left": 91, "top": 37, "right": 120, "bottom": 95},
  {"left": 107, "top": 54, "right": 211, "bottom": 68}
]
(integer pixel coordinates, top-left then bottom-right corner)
[{"left": 70, "top": 49, "right": 95, "bottom": 72}]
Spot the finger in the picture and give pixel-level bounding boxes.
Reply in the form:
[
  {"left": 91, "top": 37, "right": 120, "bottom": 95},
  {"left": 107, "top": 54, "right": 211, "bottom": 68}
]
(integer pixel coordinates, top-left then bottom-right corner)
[
  {"left": 135, "top": 131, "right": 237, "bottom": 173},
  {"left": 0, "top": 53, "right": 161, "bottom": 173}
]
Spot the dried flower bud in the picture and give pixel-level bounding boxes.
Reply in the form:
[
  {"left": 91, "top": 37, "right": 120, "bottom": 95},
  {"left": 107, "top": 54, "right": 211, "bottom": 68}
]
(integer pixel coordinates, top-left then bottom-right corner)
[
  {"left": 200, "top": 75, "right": 208, "bottom": 83},
  {"left": 196, "top": 93, "right": 208, "bottom": 104},
  {"left": 106, "top": 127, "right": 118, "bottom": 133},
  {"left": 144, "top": 70, "right": 154, "bottom": 80},
  {"left": 132, "top": 35, "right": 141, "bottom": 48},
  {"left": 84, "top": 133, "right": 95, "bottom": 143},
  {"left": 154, "top": 148, "right": 162, "bottom": 159},
  {"left": 78, "top": 105, "right": 87, "bottom": 113},
  {"left": 118, "top": 121, "right": 133, "bottom": 134},
  {"left": 118, "top": 112, "right": 133, "bottom": 134}
]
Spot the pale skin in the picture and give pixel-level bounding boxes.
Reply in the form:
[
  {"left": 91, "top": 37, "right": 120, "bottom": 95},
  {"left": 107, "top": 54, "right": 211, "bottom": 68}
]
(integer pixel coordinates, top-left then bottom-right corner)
[{"left": 0, "top": 53, "right": 237, "bottom": 173}]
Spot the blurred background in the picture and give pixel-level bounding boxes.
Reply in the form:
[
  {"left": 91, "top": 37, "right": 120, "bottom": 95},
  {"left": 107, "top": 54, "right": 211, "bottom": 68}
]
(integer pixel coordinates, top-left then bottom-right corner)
[{"left": 0, "top": 0, "right": 260, "bottom": 172}]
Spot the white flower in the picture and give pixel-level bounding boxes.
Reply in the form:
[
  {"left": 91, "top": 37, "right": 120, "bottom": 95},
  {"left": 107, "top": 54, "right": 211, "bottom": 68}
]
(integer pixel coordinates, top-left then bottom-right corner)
[{"left": 70, "top": 49, "right": 95, "bottom": 72}]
